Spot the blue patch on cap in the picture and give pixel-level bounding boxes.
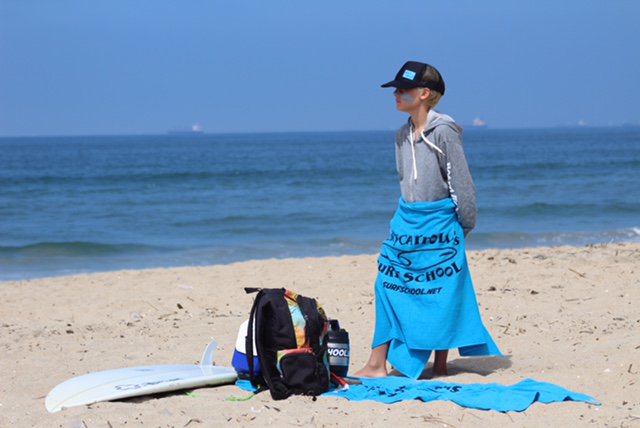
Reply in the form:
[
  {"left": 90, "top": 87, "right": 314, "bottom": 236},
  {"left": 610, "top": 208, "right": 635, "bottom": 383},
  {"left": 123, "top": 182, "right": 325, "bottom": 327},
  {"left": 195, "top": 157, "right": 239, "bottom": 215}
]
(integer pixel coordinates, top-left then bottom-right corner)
[{"left": 402, "top": 70, "right": 416, "bottom": 80}]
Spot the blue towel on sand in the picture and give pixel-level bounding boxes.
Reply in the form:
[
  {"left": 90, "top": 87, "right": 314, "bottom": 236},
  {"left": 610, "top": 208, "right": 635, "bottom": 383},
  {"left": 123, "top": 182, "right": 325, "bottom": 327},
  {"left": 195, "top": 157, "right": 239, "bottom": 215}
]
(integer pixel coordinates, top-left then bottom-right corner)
[
  {"left": 238, "top": 379, "right": 598, "bottom": 412},
  {"left": 373, "top": 198, "right": 501, "bottom": 378},
  {"left": 324, "top": 377, "right": 599, "bottom": 412}
]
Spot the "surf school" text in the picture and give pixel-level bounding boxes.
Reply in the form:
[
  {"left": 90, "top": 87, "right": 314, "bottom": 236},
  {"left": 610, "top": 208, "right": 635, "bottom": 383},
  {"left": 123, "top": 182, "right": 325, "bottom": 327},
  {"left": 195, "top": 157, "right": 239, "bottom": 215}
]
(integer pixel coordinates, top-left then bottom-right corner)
[{"left": 378, "top": 260, "right": 462, "bottom": 284}]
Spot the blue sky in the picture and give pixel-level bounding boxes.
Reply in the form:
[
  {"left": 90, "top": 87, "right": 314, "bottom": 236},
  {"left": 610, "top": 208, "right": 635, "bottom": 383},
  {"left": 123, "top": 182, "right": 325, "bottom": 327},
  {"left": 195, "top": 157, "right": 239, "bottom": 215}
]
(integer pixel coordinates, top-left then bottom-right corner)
[{"left": 1, "top": 1, "right": 639, "bottom": 136}]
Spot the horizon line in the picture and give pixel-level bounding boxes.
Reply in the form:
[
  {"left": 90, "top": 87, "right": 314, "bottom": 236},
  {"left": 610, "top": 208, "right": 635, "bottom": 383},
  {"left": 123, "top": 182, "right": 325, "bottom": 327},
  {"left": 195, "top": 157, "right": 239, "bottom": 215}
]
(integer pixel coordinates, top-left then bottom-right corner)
[{"left": 1, "top": 123, "right": 639, "bottom": 139}]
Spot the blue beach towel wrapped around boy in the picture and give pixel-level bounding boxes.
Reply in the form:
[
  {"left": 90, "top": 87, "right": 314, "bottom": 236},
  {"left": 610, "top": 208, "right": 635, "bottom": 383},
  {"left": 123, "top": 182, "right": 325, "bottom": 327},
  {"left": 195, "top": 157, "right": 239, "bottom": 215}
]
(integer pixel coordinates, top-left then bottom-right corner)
[
  {"left": 326, "top": 197, "right": 598, "bottom": 410},
  {"left": 373, "top": 197, "right": 501, "bottom": 378}
]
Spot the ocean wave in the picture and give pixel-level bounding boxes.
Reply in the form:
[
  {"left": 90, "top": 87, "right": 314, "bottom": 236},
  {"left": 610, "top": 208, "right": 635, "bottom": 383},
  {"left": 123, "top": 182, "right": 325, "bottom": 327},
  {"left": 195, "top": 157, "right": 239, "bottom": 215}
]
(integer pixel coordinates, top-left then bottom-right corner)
[
  {"left": 482, "top": 201, "right": 640, "bottom": 216},
  {"left": 1, "top": 166, "right": 382, "bottom": 188},
  {"left": 473, "top": 158, "right": 640, "bottom": 175},
  {"left": 468, "top": 227, "right": 640, "bottom": 249},
  {"left": 0, "top": 241, "right": 168, "bottom": 257}
]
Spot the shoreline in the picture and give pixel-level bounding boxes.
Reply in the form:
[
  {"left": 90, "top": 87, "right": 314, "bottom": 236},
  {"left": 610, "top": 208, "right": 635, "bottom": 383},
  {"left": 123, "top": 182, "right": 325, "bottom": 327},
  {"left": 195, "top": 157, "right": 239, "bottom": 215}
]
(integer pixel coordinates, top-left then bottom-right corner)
[
  {"left": 3, "top": 237, "right": 640, "bottom": 284},
  {"left": 1, "top": 243, "right": 639, "bottom": 426}
]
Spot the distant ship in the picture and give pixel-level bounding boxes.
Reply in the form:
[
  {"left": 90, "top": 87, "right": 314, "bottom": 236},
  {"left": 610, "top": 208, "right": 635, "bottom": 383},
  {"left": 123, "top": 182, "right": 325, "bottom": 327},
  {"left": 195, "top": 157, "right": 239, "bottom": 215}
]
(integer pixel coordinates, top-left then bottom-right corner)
[
  {"left": 167, "top": 124, "right": 205, "bottom": 135},
  {"left": 471, "top": 118, "right": 487, "bottom": 128}
]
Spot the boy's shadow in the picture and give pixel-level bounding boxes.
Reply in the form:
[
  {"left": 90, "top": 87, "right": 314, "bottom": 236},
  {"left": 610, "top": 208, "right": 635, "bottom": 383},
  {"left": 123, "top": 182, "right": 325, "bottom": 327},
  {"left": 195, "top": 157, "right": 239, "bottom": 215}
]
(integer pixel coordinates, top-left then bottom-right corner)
[{"left": 390, "top": 355, "right": 513, "bottom": 380}]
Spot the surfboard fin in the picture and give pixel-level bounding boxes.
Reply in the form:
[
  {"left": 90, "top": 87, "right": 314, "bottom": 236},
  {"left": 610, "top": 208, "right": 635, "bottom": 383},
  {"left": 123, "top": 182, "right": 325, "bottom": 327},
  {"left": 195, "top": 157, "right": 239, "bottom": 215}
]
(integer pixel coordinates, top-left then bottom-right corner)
[{"left": 200, "top": 340, "right": 218, "bottom": 367}]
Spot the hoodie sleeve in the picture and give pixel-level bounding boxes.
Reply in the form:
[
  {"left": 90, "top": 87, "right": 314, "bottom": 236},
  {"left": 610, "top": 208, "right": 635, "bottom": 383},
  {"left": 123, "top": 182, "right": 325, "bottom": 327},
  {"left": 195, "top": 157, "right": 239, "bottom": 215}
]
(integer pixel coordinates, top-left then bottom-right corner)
[{"left": 433, "top": 125, "right": 477, "bottom": 235}]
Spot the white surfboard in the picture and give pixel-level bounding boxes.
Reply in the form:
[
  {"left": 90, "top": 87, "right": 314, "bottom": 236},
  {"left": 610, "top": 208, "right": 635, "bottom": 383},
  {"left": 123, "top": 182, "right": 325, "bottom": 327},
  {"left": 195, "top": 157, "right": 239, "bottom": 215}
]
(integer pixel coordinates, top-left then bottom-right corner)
[{"left": 45, "top": 341, "right": 237, "bottom": 413}]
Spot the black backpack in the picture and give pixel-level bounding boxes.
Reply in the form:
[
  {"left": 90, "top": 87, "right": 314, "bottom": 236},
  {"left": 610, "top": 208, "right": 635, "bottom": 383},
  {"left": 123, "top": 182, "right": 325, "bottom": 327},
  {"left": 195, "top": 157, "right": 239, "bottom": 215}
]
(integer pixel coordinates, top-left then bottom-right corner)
[{"left": 244, "top": 288, "right": 330, "bottom": 400}]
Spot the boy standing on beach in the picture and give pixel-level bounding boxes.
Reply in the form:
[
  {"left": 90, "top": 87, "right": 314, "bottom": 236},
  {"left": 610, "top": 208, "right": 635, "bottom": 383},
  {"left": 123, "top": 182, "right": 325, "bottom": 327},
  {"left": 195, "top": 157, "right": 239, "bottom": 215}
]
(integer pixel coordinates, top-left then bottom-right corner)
[{"left": 354, "top": 61, "right": 501, "bottom": 379}]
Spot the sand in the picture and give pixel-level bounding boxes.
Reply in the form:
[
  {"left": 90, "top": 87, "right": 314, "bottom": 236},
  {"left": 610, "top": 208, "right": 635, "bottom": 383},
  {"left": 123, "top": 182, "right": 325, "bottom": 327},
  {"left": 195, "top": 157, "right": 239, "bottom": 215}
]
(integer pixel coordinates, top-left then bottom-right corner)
[{"left": 1, "top": 243, "right": 639, "bottom": 427}]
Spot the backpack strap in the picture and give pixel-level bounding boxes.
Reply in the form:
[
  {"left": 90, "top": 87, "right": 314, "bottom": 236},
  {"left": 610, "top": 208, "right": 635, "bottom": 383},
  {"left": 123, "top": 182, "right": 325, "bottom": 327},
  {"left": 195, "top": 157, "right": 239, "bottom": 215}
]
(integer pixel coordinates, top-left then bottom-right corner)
[
  {"left": 252, "top": 288, "right": 293, "bottom": 400},
  {"left": 245, "top": 288, "right": 263, "bottom": 387},
  {"left": 245, "top": 287, "right": 285, "bottom": 396}
]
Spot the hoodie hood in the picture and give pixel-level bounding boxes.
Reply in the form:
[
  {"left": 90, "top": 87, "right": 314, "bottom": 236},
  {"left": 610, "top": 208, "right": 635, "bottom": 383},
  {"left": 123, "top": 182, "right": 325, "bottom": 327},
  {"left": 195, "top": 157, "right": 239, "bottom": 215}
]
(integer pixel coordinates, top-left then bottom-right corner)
[{"left": 423, "top": 110, "right": 463, "bottom": 137}]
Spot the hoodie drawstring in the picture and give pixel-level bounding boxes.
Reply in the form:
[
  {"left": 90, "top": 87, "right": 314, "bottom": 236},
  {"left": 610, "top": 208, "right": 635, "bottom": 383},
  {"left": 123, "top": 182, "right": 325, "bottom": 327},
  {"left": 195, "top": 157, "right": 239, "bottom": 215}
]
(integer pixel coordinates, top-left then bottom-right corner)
[
  {"left": 421, "top": 133, "right": 444, "bottom": 155},
  {"left": 409, "top": 128, "right": 419, "bottom": 182},
  {"left": 409, "top": 123, "right": 444, "bottom": 182}
]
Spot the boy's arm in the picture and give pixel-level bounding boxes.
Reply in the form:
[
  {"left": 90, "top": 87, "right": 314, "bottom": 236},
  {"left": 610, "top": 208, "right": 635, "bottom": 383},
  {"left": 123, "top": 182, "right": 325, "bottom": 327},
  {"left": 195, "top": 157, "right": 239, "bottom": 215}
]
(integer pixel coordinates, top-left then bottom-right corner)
[{"left": 434, "top": 126, "right": 477, "bottom": 235}]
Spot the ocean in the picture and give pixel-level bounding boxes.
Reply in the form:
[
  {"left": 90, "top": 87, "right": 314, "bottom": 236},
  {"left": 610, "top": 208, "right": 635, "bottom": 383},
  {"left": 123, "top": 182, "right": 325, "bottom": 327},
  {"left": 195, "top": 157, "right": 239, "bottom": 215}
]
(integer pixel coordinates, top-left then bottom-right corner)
[{"left": 1, "top": 127, "right": 639, "bottom": 281}]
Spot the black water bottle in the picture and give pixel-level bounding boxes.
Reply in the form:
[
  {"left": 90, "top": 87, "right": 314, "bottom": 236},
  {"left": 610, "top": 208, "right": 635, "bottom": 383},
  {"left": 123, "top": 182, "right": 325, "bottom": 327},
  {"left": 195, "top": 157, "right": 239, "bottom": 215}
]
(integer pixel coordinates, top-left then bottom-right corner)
[{"left": 327, "top": 319, "right": 350, "bottom": 377}]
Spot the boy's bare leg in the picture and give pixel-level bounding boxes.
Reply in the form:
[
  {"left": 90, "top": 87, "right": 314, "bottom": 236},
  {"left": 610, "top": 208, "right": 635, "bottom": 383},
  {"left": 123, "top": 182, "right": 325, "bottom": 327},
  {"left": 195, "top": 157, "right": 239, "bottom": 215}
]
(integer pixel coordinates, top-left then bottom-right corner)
[
  {"left": 432, "top": 350, "right": 449, "bottom": 377},
  {"left": 352, "top": 342, "right": 390, "bottom": 378}
]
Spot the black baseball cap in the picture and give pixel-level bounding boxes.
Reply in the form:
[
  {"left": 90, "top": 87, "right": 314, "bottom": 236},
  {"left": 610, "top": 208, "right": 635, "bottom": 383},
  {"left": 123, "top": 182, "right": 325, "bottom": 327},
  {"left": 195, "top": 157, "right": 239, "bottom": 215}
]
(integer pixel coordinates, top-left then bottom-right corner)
[{"left": 381, "top": 61, "right": 445, "bottom": 95}]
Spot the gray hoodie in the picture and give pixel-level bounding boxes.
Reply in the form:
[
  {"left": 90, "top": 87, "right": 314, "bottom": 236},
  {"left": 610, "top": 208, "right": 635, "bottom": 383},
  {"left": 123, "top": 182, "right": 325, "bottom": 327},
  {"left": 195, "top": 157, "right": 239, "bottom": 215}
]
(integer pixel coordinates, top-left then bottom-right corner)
[{"left": 395, "top": 109, "right": 477, "bottom": 235}]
